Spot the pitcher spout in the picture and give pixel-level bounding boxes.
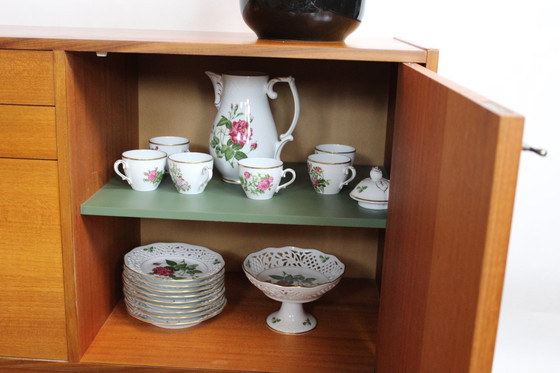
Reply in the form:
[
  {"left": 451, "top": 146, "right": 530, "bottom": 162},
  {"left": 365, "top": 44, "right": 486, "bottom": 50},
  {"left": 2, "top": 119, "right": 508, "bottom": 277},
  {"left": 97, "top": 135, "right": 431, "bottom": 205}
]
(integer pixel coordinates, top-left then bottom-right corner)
[{"left": 205, "top": 71, "right": 223, "bottom": 109}]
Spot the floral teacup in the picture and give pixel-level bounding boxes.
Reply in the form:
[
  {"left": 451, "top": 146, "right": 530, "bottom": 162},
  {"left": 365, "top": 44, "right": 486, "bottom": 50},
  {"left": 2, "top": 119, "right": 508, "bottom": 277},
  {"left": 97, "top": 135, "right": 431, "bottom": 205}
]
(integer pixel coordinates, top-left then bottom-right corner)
[
  {"left": 314, "top": 143, "right": 356, "bottom": 165},
  {"left": 238, "top": 158, "right": 296, "bottom": 200},
  {"left": 307, "top": 153, "right": 356, "bottom": 195},
  {"left": 114, "top": 149, "right": 167, "bottom": 191},
  {"left": 168, "top": 152, "right": 214, "bottom": 195},
  {"left": 149, "top": 136, "right": 190, "bottom": 171}
]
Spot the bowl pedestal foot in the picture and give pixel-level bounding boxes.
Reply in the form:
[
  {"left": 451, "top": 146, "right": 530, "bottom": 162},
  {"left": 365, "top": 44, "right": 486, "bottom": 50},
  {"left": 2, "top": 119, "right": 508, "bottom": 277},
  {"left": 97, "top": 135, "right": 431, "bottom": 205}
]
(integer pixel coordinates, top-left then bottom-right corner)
[{"left": 266, "top": 301, "right": 316, "bottom": 334}]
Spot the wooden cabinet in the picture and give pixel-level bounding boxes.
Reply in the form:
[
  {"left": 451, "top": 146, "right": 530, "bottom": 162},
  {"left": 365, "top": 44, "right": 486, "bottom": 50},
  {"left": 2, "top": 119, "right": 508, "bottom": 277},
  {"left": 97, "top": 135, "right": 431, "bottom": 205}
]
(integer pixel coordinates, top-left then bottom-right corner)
[
  {"left": 0, "top": 27, "right": 523, "bottom": 372},
  {"left": 0, "top": 50, "right": 54, "bottom": 106},
  {"left": 0, "top": 50, "right": 67, "bottom": 360}
]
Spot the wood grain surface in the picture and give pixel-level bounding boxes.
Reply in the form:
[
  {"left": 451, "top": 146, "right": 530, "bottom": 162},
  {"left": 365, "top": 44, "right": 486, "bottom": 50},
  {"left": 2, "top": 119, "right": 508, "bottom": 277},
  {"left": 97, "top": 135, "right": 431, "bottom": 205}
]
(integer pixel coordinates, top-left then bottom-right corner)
[
  {"left": 377, "top": 63, "right": 523, "bottom": 372},
  {"left": 81, "top": 273, "right": 377, "bottom": 373},
  {"left": 58, "top": 51, "right": 140, "bottom": 360},
  {"left": 0, "top": 50, "right": 54, "bottom": 105},
  {"left": 0, "top": 105, "right": 57, "bottom": 159},
  {"left": 0, "top": 158, "right": 67, "bottom": 359},
  {"left": 0, "top": 26, "right": 428, "bottom": 63}
]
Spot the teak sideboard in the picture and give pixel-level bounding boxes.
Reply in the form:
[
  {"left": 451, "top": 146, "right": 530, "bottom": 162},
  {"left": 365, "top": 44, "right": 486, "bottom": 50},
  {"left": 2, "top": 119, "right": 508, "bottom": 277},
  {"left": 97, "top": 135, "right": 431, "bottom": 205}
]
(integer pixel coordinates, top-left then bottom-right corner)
[{"left": 0, "top": 26, "right": 523, "bottom": 373}]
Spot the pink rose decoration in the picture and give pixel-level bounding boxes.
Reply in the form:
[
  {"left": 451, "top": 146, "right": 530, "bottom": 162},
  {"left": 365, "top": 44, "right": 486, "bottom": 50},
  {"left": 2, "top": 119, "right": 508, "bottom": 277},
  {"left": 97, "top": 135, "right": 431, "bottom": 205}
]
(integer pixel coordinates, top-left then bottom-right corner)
[
  {"left": 244, "top": 171, "right": 251, "bottom": 179},
  {"left": 152, "top": 266, "right": 174, "bottom": 276},
  {"left": 146, "top": 170, "right": 159, "bottom": 181},
  {"left": 229, "top": 120, "right": 252, "bottom": 146},
  {"left": 257, "top": 178, "right": 272, "bottom": 191}
]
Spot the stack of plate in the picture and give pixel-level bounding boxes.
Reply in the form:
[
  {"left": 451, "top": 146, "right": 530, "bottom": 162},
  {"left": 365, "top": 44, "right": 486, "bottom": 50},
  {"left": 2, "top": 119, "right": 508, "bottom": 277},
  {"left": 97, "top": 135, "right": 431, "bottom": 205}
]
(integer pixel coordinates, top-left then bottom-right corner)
[{"left": 122, "top": 242, "right": 226, "bottom": 329}]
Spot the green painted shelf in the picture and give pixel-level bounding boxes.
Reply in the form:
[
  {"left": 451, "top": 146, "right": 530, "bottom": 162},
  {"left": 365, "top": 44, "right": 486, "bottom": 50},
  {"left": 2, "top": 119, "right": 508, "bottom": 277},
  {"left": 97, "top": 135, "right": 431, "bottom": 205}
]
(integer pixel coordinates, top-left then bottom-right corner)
[{"left": 80, "top": 164, "right": 386, "bottom": 228}]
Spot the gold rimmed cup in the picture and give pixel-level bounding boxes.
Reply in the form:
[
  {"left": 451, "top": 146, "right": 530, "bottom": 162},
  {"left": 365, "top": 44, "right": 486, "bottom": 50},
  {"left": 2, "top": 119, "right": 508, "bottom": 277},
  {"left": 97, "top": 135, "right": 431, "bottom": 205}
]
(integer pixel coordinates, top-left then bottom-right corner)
[
  {"left": 114, "top": 149, "right": 167, "bottom": 191},
  {"left": 149, "top": 136, "right": 190, "bottom": 151},
  {"left": 314, "top": 143, "right": 356, "bottom": 165},
  {"left": 307, "top": 153, "right": 356, "bottom": 195},
  {"left": 238, "top": 157, "right": 296, "bottom": 200},
  {"left": 167, "top": 152, "right": 214, "bottom": 194},
  {"left": 149, "top": 136, "right": 190, "bottom": 171}
]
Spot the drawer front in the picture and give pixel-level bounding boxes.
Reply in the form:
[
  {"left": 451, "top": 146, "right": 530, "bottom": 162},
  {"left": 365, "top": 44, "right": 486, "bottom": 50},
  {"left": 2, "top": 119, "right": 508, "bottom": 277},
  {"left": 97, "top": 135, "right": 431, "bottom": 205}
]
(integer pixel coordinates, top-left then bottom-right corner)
[
  {"left": 0, "top": 105, "right": 57, "bottom": 159},
  {"left": 0, "top": 158, "right": 68, "bottom": 360},
  {"left": 0, "top": 50, "right": 54, "bottom": 105}
]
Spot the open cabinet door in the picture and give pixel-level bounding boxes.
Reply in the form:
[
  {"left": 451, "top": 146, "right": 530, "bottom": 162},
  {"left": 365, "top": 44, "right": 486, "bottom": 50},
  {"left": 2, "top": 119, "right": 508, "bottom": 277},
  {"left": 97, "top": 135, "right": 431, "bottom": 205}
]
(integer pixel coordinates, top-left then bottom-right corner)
[{"left": 377, "top": 63, "right": 524, "bottom": 372}]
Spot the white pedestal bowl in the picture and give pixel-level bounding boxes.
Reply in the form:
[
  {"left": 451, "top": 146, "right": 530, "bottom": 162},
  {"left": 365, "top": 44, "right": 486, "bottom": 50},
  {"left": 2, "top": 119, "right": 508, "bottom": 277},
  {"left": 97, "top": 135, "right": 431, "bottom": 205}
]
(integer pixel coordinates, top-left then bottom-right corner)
[{"left": 243, "top": 246, "right": 345, "bottom": 334}]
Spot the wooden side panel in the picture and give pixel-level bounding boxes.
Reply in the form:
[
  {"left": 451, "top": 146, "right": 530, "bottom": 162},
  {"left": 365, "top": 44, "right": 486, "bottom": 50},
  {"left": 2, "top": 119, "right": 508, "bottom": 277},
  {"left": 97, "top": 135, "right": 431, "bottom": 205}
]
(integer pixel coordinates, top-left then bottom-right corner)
[
  {"left": 59, "top": 51, "right": 140, "bottom": 360},
  {"left": 0, "top": 105, "right": 57, "bottom": 159},
  {"left": 0, "top": 158, "right": 67, "bottom": 359},
  {"left": 377, "top": 63, "right": 523, "bottom": 372},
  {"left": 0, "top": 50, "right": 54, "bottom": 105}
]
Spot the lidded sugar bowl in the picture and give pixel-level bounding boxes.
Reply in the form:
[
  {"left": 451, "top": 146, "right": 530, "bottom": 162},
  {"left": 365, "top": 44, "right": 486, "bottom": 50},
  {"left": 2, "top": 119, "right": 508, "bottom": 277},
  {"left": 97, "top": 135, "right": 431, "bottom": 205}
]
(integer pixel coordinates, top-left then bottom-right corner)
[{"left": 350, "top": 167, "right": 390, "bottom": 210}]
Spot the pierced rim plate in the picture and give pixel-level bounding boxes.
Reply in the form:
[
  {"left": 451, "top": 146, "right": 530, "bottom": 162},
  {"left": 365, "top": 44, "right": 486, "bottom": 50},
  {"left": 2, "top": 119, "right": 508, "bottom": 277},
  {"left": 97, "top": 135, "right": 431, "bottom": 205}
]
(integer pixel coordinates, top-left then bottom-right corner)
[
  {"left": 125, "top": 297, "right": 227, "bottom": 329},
  {"left": 123, "top": 266, "right": 225, "bottom": 289},
  {"left": 122, "top": 269, "right": 225, "bottom": 293},
  {"left": 124, "top": 288, "right": 226, "bottom": 311},
  {"left": 123, "top": 280, "right": 226, "bottom": 305},
  {"left": 124, "top": 242, "right": 224, "bottom": 282},
  {"left": 124, "top": 293, "right": 226, "bottom": 316}
]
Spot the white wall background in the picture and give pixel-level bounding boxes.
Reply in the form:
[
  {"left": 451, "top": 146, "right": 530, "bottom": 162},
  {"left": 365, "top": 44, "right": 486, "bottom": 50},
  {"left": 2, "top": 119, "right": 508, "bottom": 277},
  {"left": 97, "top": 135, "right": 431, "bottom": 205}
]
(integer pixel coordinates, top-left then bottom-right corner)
[{"left": 1, "top": 1, "right": 558, "bottom": 371}]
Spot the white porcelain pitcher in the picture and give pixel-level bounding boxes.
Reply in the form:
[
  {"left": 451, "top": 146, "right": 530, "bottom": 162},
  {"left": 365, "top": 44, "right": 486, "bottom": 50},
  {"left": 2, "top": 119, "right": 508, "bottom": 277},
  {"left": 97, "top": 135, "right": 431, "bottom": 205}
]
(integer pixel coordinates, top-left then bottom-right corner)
[{"left": 206, "top": 71, "right": 300, "bottom": 183}]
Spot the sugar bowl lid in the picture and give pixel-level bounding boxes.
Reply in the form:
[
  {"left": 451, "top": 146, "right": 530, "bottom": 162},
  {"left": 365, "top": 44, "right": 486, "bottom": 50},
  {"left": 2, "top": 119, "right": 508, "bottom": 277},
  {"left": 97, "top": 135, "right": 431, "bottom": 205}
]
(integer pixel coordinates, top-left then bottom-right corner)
[{"left": 350, "top": 167, "right": 390, "bottom": 210}]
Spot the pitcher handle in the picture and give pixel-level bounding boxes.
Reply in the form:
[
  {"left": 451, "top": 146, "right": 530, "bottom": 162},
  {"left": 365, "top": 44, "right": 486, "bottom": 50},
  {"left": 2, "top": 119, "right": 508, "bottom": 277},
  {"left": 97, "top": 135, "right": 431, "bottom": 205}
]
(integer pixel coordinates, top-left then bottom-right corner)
[{"left": 266, "top": 76, "right": 300, "bottom": 159}]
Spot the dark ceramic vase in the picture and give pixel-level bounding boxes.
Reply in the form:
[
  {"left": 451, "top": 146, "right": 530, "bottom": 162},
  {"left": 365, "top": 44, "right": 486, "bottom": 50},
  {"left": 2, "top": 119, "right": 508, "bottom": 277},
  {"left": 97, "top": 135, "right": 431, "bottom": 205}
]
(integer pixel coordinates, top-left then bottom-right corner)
[{"left": 240, "top": 0, "right": 366, "bottom": 41}]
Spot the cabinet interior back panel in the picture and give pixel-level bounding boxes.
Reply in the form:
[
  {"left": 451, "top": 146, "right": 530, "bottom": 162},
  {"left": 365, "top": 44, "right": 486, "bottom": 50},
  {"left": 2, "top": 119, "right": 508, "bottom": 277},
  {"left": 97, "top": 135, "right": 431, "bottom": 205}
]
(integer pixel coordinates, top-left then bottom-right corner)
[
  {"left": 138, "top": 54, "right": 390, "bottom": 166},
  {"left": 141, "top": 219, "right": 379, "bottom": 279}
]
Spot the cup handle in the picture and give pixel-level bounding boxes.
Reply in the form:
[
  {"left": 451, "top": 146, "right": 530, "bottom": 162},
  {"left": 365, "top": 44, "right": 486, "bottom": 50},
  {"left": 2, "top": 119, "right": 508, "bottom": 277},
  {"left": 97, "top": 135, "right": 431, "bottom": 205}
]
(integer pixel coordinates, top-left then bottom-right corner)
[
  {"left": 114, "top": 160, "right": 132, "bottom": 185},
  {"left": 198, "top": 167, "right": 213, "bottom": 191},
  {"left": 339, "top": 166, "right": 356, "bottom": 188},
  {"left": 276, "top": 168, "right": 296, "bottom": 193}
]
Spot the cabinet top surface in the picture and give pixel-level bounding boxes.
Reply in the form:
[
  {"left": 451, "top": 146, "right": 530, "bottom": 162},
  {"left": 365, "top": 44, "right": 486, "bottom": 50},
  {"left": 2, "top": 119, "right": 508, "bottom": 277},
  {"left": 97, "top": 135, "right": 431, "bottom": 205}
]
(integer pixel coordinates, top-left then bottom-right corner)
[{"left": 0, "top": 25, "right": 429, "bottom": 62}]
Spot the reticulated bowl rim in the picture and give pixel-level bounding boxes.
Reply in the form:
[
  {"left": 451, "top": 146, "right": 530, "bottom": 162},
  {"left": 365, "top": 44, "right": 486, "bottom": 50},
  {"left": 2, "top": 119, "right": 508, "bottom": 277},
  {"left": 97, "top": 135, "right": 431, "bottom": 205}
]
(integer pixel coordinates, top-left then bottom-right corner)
[{"left": 242, "top": 246, "right": 345, "bottom": 290}]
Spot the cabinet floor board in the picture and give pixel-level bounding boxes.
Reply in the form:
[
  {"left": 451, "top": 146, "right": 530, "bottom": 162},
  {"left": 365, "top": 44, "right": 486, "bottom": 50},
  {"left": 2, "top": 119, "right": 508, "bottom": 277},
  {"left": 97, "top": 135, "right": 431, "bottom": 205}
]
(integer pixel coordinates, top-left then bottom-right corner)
[{"left": 81, "top": 273, "right": 378, "bottom": 372}]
